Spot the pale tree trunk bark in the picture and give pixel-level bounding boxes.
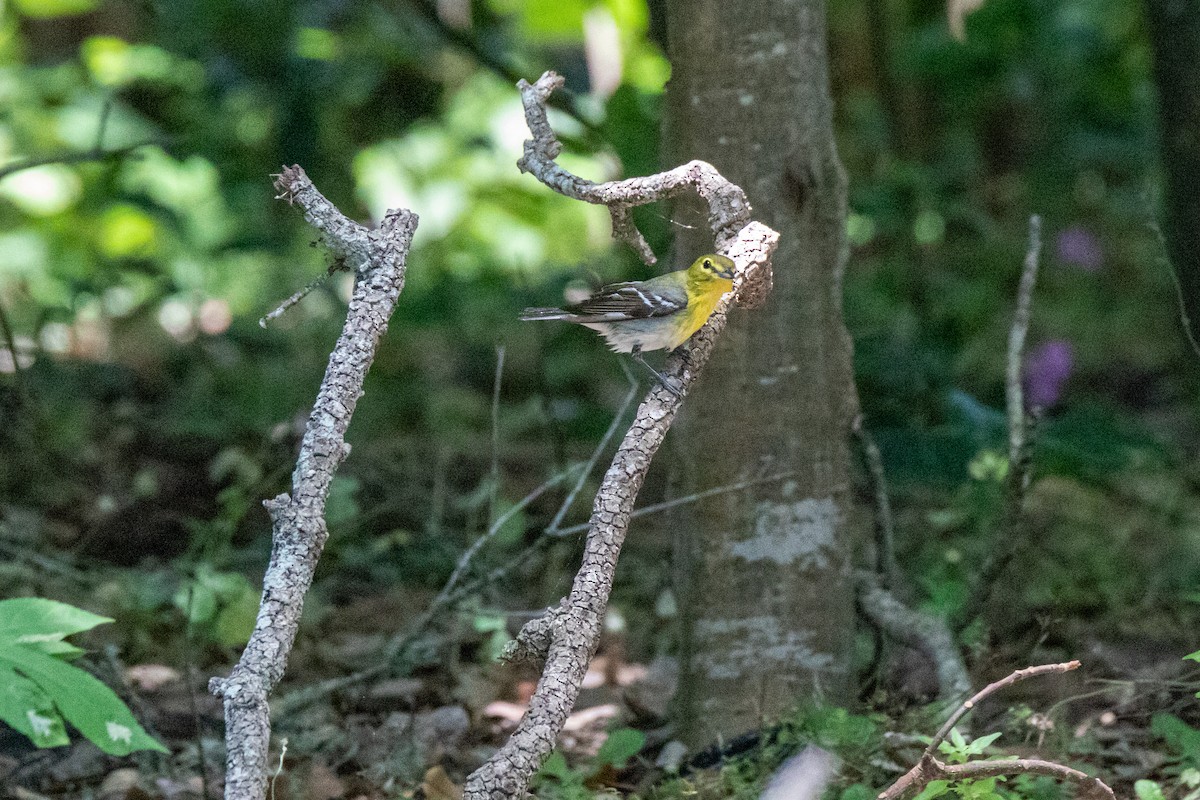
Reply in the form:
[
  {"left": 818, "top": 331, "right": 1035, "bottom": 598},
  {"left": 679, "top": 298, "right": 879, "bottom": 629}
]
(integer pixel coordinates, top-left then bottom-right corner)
[{"left": 663, "top": 0, "right": 860, "bottom": 745}]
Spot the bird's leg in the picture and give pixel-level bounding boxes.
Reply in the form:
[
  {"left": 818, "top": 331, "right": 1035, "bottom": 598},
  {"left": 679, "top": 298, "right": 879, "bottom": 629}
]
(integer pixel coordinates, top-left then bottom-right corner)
[{"left": 630, "top": 345, "right": 683, "bottom": 398}]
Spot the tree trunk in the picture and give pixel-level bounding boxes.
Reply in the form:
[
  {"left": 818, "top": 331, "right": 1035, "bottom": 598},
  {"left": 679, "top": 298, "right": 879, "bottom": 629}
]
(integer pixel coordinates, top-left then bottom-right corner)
[
  {"left": 663, "top": 0, "right": 859, "bottom": 746},
  {"left": 1145, "top": 0, "right": 1200, "bottom": 343}
]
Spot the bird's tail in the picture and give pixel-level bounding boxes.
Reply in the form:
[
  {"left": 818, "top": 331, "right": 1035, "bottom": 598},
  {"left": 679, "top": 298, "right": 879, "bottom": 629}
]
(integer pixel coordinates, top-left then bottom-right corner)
[{"left": 519, "top": 307, "right": 573, "bottom": 321}]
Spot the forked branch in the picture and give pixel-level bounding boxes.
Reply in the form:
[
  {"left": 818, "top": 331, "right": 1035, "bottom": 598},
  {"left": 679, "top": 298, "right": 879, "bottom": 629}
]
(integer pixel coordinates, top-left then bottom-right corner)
[
  {"left": 879, "top": 661, "right": 1115, "bottom": 800},
  {"left": 461, "top": 72, "right": 779, "bottom": 800}
]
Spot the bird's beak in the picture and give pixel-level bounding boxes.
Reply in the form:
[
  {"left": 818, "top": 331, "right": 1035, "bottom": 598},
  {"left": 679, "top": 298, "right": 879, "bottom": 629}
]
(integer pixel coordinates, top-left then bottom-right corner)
[{"left": 716, "top": 265, "right": 735, "bottom": 280}]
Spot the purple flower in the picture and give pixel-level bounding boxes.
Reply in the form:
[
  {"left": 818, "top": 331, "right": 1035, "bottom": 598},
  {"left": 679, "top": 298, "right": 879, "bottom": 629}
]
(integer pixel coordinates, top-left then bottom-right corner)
[
  {"left": 1056, "top": 226, "right": 1103, "bottom": 272},
  {"left": 1024, "top": 339, "right": 1074, "bottom": 409}
]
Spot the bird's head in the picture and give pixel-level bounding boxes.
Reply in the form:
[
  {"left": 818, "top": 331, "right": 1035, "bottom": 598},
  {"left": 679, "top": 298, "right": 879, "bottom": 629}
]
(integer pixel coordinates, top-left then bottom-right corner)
[{"left": 688, "top": 253, "right": 736, "bottom": 286}]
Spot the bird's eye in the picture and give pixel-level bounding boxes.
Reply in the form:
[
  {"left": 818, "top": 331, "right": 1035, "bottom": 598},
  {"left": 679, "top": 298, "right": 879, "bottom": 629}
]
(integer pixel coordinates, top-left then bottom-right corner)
[{"left": 702, "top": 258, "right": 713, "bottom": 270}]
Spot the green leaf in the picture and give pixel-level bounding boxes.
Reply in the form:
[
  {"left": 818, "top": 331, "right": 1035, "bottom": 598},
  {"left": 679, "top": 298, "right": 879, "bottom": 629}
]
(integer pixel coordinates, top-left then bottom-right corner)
[
  {"left": 214, "top": 584, "right": 260, "bottom": 648},
  {"left": 0, "top": 644, "right": 167, "bottom": 755},
  {"left": 0, "top": 598, "right": 113, "bottom": 644},
  {"left": 539, "top": 750, "right": 571, "bottom": 779},
  {"left": 595, "top": 727, "right": 645, "bottom": 767},
  {"left": 29, "top": 640, "right": 86, "bottom": 659},
  {"left": 840, "top": 785, "right": 875, "bottom": 800},
  {"left": 961, "top": 776, "right": 1000, "bottom": 799},
  {"left": 1135, "top": 780, "right": 1166, "bottom": 800},
  {"left": 0, "top": 664, "right": 70, "bottom": 748},
  {"left": 194, "top": 565, "right": 253, "bottom": 600},
  {"left": 912, "top": 779, "right": 952, "bottom": 800},
  {"left": 11, "top": 0, "right": 98, "bottom": 18},
  {"left": 174, "top": 582, "right": 218, "bottom": 624},
  {"left": 1184, "top": 650, "right": 1200, "bottom": 663},
  {"left": 968, "top": 731, "right": 1003, "bottom": 753},
  {"left": 1152, "top": 713, "right": 1200, "bottom": 764}
]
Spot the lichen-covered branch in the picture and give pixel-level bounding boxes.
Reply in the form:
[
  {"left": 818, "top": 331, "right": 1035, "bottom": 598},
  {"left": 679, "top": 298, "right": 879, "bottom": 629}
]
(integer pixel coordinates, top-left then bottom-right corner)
[
  {"left": 209, "top": 165, "right": 417, "bottom": 800},
  {"left": 879, "top": 661, "right": 1114, "bottom": 800},
  {"left": 517, "top": 73, "right": 763, "bottom": 289},
  {"left": 461, "top": 73, "right": 779, "bottom": 800}
]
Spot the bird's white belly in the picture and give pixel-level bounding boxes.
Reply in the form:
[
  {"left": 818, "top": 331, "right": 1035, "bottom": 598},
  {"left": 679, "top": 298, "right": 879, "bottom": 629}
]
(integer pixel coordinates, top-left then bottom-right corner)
[{"left": 582, "top": 320, "right": 679, "bottom": 353}]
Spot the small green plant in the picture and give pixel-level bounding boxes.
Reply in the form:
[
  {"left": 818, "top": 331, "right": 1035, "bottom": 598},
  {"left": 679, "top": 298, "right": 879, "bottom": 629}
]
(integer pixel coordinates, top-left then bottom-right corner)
[
  {"left": 0, "top": 597, "right": 167, "bottom": 755},
  {"left": 913, "top": 729, "right": 1006, "bottom": 800},
  {"left": 532, "top": 727, "right": 646, "bottom": 800},
  {"left": 1135, "top": 772, "right": 1200, "bottom": 800},
  {"left": 173, "top": 563, "right": 259, "bottom": 648},
  {"left": 1186, "top": 649, "right": 1200, "bottom": 698}
]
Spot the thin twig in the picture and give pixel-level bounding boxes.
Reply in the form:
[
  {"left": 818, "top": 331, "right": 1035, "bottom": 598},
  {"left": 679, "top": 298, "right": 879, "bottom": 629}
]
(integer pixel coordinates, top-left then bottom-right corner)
[
  {"left": 548, "top": 471, "right": 796, "bottom": 538},
  {"left": 437, "top": 469, "right": 575, "bottom": 609},
  {"left": 94, "top": 97, "right": 114, "bottom": 150},
  {"left": 407, "top": 0, "right": 601, "bottom": 136},
  {"left": 545, "top": 381, "right": 637, "bottom": 534},
  {"left": 1006, "top": 214, "right": 1041, "bottom": 465},
  {"left": 184, "top": 587, "right": 213, "bottom": 800},
  {"left": 0, "top": 296, "right": 25, "bottom": 391},
  {"left": 489, "top": 345, "right": 506, "bottom": 525},
  {"left": 259, "top": 260, "right": 347, "bottom": 327},
  {"left": 1147, "top": 216, "right": 1200, "bottom": 360},
  {"left": 273, "top": 525, "right": 559, "bottom": 720},
  {"left": 0, "top": 139, "right": 162, "bottom": 183},
  {"left": 852, "top": 415, "right": 898, "bottom": 589},
  {"left": 925, "top": 661, "right": 1079, "bottom": 759},
  {"left": 953, "top": 215, "right": 1042, "bottom": 632},
  {"left": 0, "top": 538, "right": 85, "bottom": 581}
]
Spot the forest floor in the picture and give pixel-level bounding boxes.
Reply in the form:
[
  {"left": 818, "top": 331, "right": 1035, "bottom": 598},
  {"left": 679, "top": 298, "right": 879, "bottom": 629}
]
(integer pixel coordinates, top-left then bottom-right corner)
[{"left": 2, "top": 565, "right": 1198, "bottom": 800}]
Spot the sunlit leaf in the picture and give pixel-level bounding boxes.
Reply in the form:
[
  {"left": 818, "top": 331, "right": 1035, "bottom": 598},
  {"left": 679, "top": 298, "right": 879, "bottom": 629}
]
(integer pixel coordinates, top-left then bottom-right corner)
[
  {"left": 98, "top": 204, "right": 159, "bottom": 259},
  {"left": 12, "top": 0, "right": 98, "bottom": 18},
  {"left": 0, "top": 598, "right": 113, "bottom": 643},
  {"left": 1135, "top": 780, "right": 1166, "bottom": 800}
]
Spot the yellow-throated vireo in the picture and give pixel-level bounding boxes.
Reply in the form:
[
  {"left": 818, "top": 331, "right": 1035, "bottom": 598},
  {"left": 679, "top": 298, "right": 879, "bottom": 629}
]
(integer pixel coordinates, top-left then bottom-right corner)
[{"left": 520, "top": 254, "right": 735, "bottom": 394}]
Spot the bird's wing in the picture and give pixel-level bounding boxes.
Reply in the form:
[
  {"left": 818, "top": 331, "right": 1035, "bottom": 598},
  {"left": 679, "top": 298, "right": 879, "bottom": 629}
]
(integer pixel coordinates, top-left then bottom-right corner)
[{"left": 565, "top": 277, "right": 688, "bottom": 321}]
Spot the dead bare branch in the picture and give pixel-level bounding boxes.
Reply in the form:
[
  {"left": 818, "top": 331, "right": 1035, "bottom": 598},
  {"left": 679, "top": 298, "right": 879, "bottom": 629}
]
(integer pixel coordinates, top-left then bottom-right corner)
[
  {"left": 879, "top": 661, "right": 1114, "bottom": 800},
  {"left": 460, "top": 71, "right": 780, "bottom": 800},
  {"left": 208, "top": 165, "right": 417, "bottom": 800}
]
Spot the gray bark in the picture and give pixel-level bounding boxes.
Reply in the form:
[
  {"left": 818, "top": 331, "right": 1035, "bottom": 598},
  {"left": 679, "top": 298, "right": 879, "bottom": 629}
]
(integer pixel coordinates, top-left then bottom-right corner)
[
  {"left": 663, "top": 0, "right": 860, "bottom": 744},
  {"left": 211, "top": 167, "right": 417, "bottom": 800}
]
